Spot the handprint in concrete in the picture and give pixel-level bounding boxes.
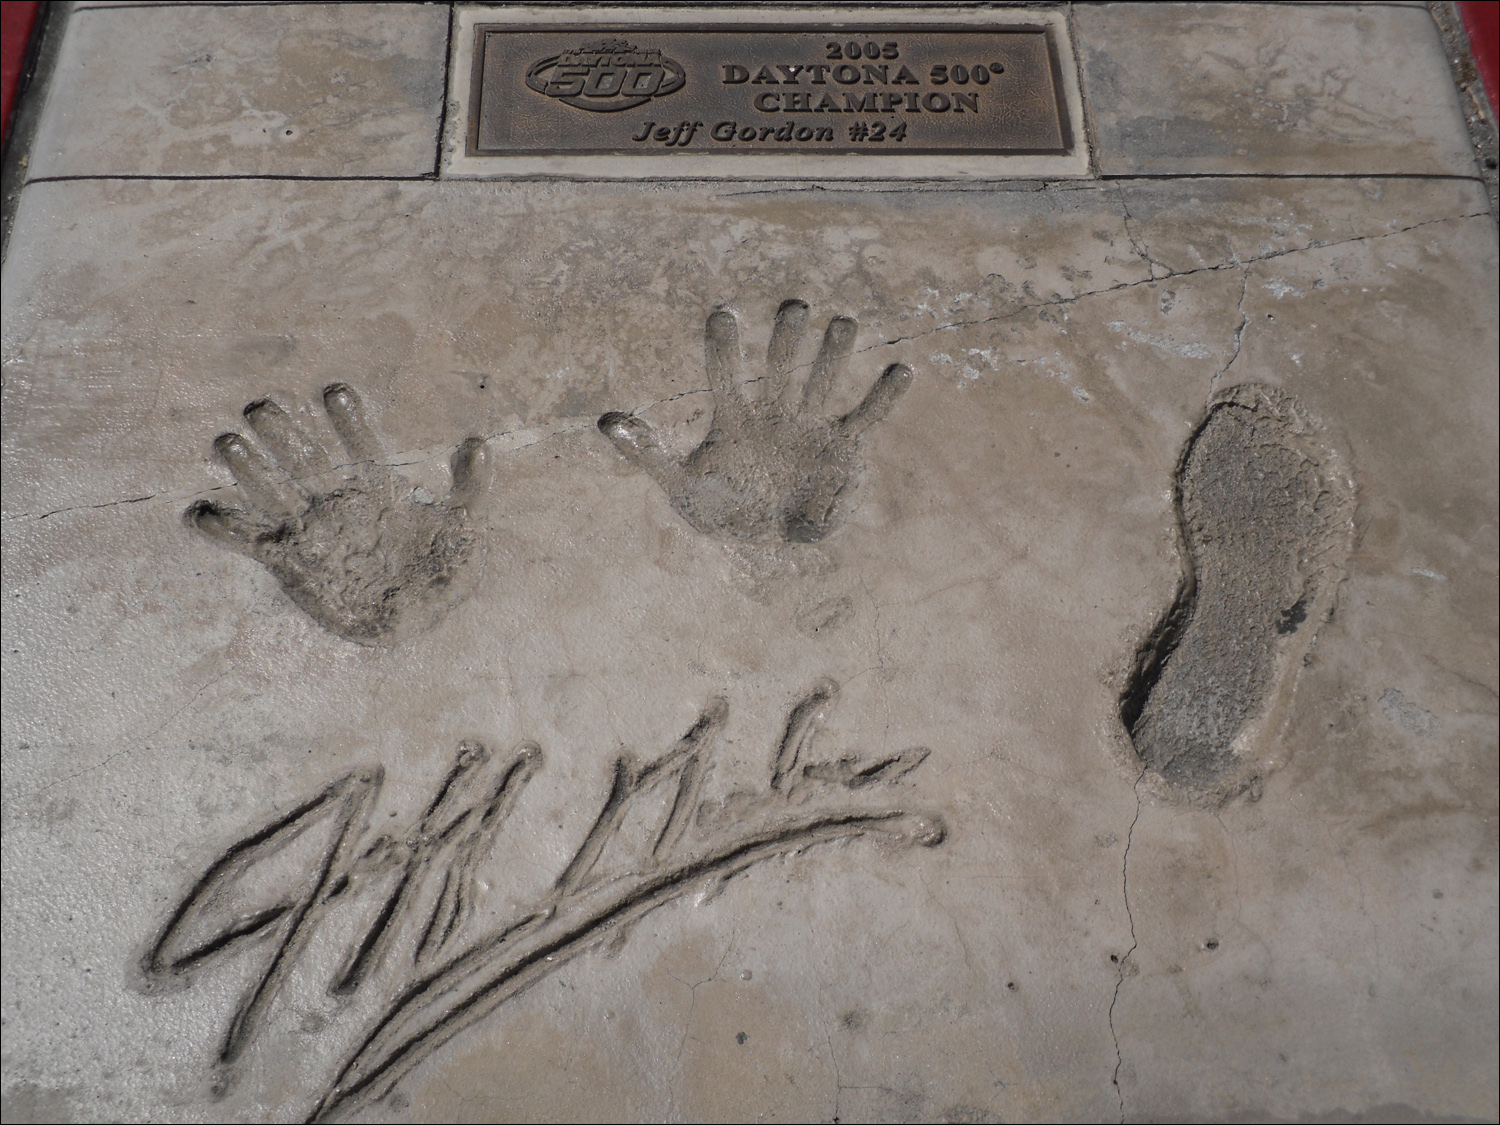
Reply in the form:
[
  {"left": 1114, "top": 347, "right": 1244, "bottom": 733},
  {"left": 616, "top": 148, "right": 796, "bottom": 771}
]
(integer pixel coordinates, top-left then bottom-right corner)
[
  {"left": 599, "top": 300, "right": 913, "bottom": 543},
  {"left": 185, "top": 385, "right": 489, "bottom": 644}
]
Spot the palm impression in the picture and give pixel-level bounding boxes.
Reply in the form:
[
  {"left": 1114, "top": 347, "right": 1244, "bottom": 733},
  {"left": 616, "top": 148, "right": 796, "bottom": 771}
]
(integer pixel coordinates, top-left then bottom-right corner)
[
  {"left": 185, "top": 384, "right": 490, "bottom": 645},
  {"left": 599, "top": 300, "right": 914, "bottom": 543}
]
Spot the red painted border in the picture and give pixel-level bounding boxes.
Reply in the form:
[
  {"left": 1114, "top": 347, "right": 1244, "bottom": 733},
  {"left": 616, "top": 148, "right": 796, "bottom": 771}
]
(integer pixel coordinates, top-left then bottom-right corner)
[
  {"left": 2, "top": 0, "right": 41, "bottom": 147},
  {"left": 1458, "top": 0, "right": 1498, "bottom": 119}
]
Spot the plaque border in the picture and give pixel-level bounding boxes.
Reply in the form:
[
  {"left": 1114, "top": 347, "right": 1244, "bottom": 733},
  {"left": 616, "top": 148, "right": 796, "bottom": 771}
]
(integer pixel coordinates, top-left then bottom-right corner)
[
  {"left": 443, "top": 5, "right": 1091, "bottom": 180},
  {"left": 468, "top": 24, "right": 1074, "bottom": 158}
]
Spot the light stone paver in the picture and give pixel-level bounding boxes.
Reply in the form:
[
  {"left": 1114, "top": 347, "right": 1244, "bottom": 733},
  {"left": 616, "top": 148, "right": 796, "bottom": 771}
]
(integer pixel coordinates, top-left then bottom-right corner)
[
  {"left": 27, "top": 3, "right": 448, "bottom": 178},
  {"left": 1077, "top": 2, "right": 1477, "bottom": 176}
]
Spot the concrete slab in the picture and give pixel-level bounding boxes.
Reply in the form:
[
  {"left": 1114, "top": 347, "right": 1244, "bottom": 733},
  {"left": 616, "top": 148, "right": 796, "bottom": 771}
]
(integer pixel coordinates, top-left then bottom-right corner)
[
  {"left": 27, "top": 2, "right": 448, "bottom": 178},
  {"left": 1078, "top": 2, "right": 1477, "bottom": 176},
  {"left": 3, "top": 171, "right": 1494, "bottom": 1123}
]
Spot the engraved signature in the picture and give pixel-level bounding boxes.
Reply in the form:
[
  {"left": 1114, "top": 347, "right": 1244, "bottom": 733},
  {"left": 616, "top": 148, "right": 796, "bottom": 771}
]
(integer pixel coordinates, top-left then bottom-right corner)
[{"left": 139, "top": 682, "right": 945, "bottom": 1121}]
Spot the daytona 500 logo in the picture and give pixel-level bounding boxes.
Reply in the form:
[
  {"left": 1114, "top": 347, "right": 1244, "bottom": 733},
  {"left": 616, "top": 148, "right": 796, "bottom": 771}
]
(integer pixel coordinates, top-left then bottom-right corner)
[{"left": 525, "top": 38, "right": 687, "bottom": 112}]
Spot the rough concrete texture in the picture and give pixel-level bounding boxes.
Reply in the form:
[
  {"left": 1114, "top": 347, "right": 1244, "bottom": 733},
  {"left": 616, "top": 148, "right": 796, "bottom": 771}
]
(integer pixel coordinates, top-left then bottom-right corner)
[
  {"left": 2, "top": 5, "right": 1497, "bottom": 1125},
  {"left": 4, "top": 172, "right": 1495, "bottom": 1124},
  {"left": 28, "top": 3, "right": 447, "bottom": 177}
]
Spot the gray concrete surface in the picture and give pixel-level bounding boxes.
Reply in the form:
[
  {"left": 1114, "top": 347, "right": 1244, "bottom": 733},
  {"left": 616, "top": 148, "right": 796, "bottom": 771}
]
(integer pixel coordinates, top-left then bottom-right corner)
[{"left": 2, "top": 5, "right": 1495, "bottom": 1125}]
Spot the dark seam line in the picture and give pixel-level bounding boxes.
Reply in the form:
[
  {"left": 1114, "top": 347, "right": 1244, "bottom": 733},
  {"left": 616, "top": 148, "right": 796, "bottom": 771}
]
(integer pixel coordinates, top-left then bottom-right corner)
[
  {"left": 433, "top": 5, "right": 456, "bottom": 178},
  {"left": 19, "top": 171, "right": 1487, "bottom": 187},
  {"left": 1094, "top": 171, "right": 1486, "bottom": 182},
  {"left": 1071, "top": 0, "right": 1434, "bottom": 7},
  {"left": 705, "top": 172, "right": 1486, "bottom": 190},
  {"left": 72, "top": 0, "right": 1431, "bottom": 7},
  {"left": 718, "top": 185, "right": 1488, "bottom": 200},
  {"left": 24, "top": 173, "right": 439, "bottom": 184},
  {"left": 73, "top": 2, "right": 439, "bottom": 10}
]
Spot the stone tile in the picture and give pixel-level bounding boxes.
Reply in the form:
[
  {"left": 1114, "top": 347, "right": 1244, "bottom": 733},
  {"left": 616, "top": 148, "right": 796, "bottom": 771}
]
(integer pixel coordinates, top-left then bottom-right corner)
[
  {"left": 27, "top": 3, "right": 447, "bottom": 178},
  {"left": 1, "top": 175, "right": 1495, "bottom": 1123},
  {"left": 1078, "top": 3, "right": 1476, "bottom": 175}
]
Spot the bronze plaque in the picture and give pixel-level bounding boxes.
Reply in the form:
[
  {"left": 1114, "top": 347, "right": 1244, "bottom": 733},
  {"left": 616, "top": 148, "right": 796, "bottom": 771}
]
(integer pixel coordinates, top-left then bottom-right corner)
[{"left": 469, "top": 27, "right": 1074, "bottom": 156}]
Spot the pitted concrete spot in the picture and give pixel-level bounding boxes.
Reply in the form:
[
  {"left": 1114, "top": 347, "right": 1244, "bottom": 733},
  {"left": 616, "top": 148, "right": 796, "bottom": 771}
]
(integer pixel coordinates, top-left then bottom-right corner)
[{"left": 1379, "top": 689, "right": 1438, "bottom": 737}]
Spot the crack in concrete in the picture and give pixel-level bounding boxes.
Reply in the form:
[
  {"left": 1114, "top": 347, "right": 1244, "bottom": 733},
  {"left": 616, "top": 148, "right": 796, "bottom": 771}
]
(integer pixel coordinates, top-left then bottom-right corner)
[
  {"left": 25, "top": 171, "right": 441, "bottom": 185},
  {"left": 819, "top": 994, "right": 902, "bottom": 1125},
  {"left": 712, "top": 173, "right": 1491, "bottom": 202},
  {"left": 1107, "top": 766, "right": 1146, "bottom": 1123},
  {"left": 825, "top": 1021, "right": 844, "bottom": 1124},
  {"left": 22, "top": 668, "right": 231, "bottom": 798},
  {"left": 664, "top": 937, "right": 736, "bottom": 1115},
  {"left": 1212, "top": 810, "right": 1247, "bottom": 930},
  {"left": 1116, "top": 188, "right": 1169, "bottom": 280},
  {"left": 917, "top": 869, "right": 977, "bottom": 977},
  {"left": 10, "top": 492, "right": 159, "bottom": 523},
  {"left": 1212, "top": 272, "right": 1252, "bottom": 389},
  {"left": 856, "top": 210, "right": 1488, "bottom": 357}
]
